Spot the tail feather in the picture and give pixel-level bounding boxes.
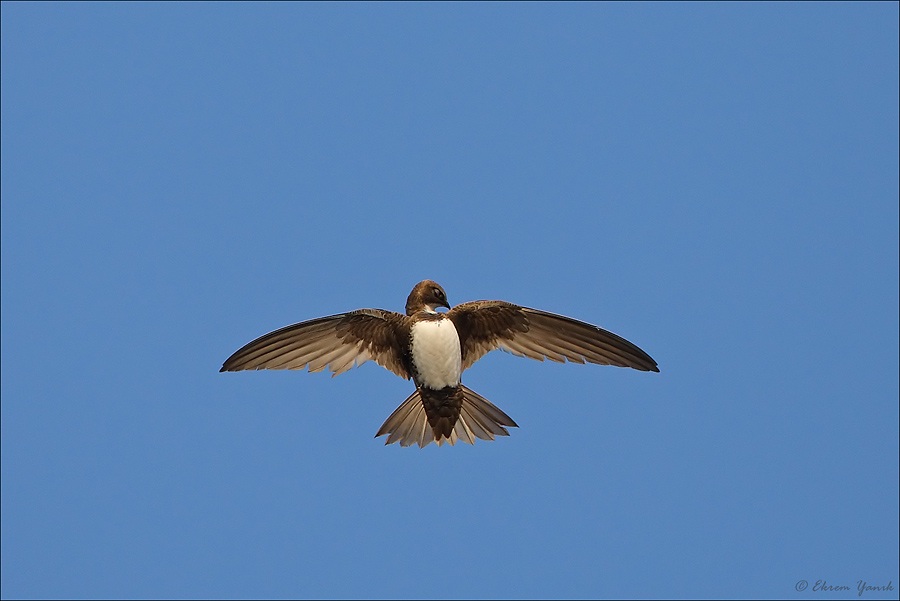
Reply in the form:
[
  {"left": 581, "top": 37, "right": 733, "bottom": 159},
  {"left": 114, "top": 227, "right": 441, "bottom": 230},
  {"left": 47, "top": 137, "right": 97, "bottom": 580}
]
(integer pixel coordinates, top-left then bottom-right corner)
[
  {"left": 375, "top": 385, "right": 518, "bottom": 448},
  {"left": 382, "top": 393, "right": 423, "bottom": 446},
  {"left": 457, "top": 386, "right": 517, "bottom": 439}
]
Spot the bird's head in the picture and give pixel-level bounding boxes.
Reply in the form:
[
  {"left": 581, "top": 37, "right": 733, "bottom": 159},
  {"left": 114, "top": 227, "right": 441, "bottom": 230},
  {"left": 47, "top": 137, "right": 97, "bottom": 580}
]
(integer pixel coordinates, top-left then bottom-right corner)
[{"left": 406, "top": 280, "right": 450, "bottom": 315}]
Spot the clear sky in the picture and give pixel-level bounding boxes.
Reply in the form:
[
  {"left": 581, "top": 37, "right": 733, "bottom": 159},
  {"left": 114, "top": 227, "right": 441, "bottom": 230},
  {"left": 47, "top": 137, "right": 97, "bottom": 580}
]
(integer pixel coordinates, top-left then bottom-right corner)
[{"left": 2, "top": 3, "right": 898, "bottom": 600}]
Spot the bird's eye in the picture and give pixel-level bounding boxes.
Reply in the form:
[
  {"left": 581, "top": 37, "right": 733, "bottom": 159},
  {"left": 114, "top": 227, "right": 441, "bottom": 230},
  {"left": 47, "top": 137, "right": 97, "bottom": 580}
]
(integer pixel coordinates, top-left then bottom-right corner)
[{"left": 433, "top": 288, "right": 444, "bottom": 299}]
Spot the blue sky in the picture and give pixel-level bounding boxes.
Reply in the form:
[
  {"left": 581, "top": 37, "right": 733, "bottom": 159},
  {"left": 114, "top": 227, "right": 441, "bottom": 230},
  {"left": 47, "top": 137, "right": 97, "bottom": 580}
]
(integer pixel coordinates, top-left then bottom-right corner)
[{"left": 2, "top": 3, "right": 898, "bottom": 600}]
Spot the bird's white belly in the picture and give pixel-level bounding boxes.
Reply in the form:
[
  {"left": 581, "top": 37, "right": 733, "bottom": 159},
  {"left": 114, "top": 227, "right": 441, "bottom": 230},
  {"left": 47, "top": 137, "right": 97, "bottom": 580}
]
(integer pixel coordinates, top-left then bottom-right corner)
[{"left": 410, "top": 319, "right": 462, "bottom": 389}]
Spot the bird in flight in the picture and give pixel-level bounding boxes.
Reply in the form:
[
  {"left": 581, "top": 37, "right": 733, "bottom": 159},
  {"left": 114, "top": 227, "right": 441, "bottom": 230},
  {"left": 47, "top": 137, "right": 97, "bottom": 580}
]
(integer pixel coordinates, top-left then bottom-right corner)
[{"left": 221, "top": 280, "right": 658, "bottom": 448}]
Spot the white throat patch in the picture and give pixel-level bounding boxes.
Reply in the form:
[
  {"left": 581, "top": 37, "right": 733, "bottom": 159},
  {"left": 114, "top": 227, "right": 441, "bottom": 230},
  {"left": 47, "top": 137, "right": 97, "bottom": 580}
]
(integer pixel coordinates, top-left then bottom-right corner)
[{"left": 410, "top": 319, "right": 462, "bottom": 389}]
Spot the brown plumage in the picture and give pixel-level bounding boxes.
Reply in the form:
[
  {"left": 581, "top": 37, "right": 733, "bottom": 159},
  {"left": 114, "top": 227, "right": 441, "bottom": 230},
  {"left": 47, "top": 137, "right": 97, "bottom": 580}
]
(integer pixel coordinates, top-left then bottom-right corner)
[{"left": 221, "top": 279, "right": 659, "bottom": 447}]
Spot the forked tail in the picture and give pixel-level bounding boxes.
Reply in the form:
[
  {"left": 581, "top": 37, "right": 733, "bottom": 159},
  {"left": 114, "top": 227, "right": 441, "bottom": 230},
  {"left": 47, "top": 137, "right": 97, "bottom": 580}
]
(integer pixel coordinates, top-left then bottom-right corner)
[{"left": 375, "top": 385, "right": 518, "bottom": 448}]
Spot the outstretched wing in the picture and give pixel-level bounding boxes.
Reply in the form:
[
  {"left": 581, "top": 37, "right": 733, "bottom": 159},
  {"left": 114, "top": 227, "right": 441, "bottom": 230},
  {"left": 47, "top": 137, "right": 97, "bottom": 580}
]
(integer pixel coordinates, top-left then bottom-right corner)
[
  {"left": 447, "top": 301, "right": 659, "bottom": 373},
  {"left": 220, "top": 309, "right": 411, "bottom": 378}
]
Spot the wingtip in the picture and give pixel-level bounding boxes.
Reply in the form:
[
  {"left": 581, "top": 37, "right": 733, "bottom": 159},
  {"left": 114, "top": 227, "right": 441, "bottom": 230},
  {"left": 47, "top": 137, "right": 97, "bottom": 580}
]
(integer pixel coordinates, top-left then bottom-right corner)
[{"left": 642, "top": 358, "right": 660, "bottom": 373}]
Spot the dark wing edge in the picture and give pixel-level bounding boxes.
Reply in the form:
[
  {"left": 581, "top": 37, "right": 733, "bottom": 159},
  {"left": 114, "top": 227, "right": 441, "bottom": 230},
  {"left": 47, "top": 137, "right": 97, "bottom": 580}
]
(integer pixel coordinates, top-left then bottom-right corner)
[
  {"left": 219, "top": 309, "right": 411, "bottom": 379},
  {"left": 448, "top": 301, "right": 659, "bottom": 373}
]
